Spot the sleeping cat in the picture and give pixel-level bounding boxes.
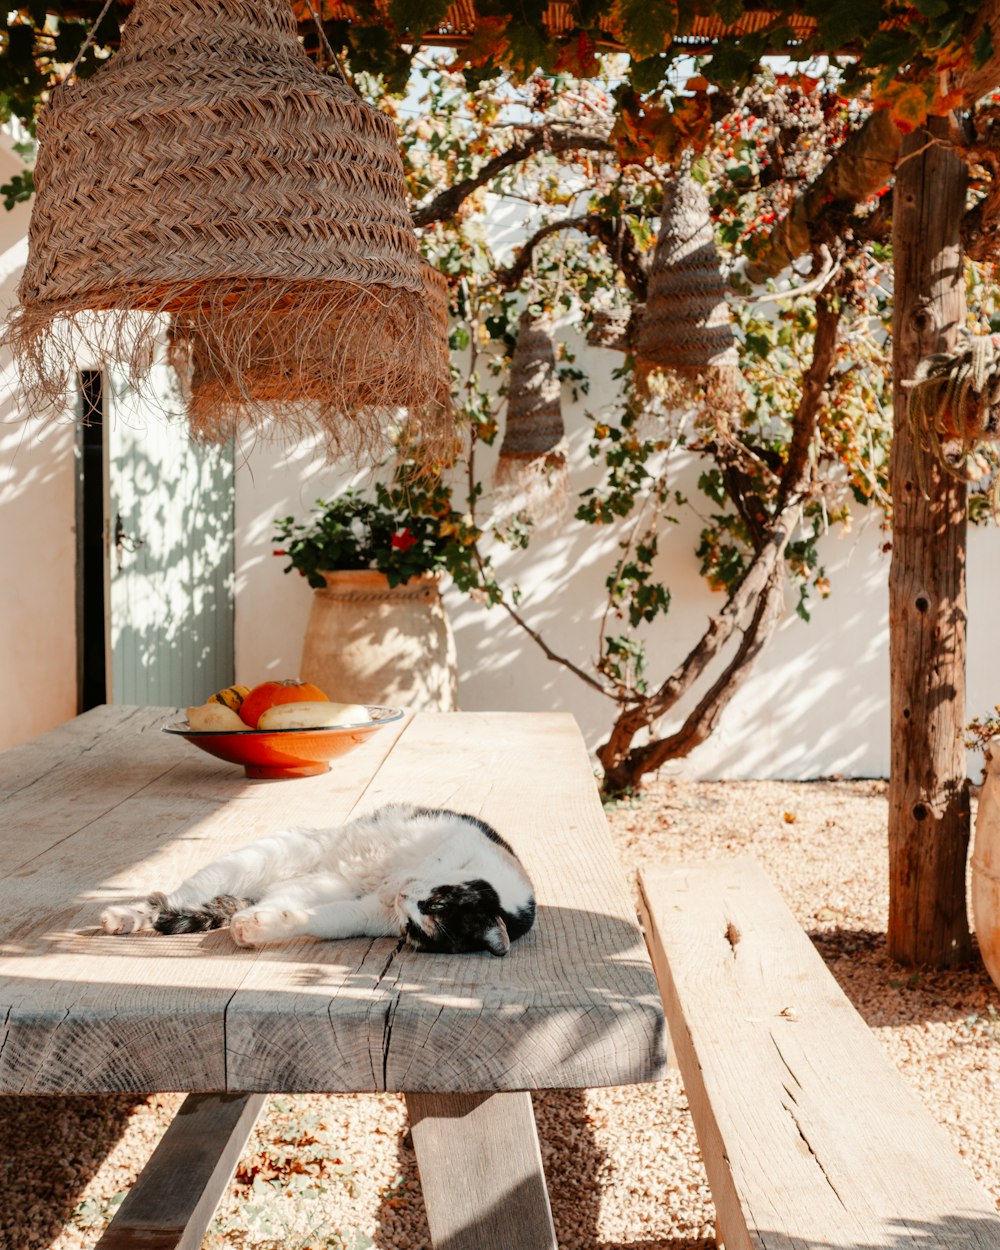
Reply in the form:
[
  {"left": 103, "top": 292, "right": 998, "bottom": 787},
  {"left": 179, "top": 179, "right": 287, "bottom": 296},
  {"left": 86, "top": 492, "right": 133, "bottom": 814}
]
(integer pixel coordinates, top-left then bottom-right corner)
[{"left": 99, "top": 802, "right": 536, "bottom": 956}]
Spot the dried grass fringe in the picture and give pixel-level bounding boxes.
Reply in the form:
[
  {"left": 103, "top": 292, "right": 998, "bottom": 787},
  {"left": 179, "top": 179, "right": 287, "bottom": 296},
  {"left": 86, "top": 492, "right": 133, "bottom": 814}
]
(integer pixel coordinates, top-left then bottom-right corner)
[
  {"left": 6, "top": 277, "right": 452, "bottom": 460},
  {"left": 493, "top": 447, "right": 569, "bottom": 522}
]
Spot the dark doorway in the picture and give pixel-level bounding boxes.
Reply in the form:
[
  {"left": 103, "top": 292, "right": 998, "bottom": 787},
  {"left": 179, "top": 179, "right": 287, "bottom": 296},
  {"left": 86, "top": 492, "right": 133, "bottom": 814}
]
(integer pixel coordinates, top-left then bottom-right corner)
[{"left": 77, "top": 369, "right": 107, "bottom": 712}]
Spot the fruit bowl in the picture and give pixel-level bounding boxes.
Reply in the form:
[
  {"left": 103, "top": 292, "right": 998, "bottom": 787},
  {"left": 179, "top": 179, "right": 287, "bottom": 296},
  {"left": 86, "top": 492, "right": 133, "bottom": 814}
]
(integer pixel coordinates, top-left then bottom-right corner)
[{"left": 163, "top": 705, "right": 405, "bottom": 779}]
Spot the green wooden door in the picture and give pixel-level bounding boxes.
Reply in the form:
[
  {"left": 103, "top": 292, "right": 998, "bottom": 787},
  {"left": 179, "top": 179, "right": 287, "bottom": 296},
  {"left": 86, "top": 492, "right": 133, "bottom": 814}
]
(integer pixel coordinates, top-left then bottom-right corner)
[{"left": 107, "top": 367, "right": 235, "bottom": 708}]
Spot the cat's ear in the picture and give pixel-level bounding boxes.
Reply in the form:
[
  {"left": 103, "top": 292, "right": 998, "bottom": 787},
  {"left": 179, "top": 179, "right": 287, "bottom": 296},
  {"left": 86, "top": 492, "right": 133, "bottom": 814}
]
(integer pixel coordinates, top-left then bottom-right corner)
[{"left": 485, "top": 915, "right": 510, "bottom": 957}]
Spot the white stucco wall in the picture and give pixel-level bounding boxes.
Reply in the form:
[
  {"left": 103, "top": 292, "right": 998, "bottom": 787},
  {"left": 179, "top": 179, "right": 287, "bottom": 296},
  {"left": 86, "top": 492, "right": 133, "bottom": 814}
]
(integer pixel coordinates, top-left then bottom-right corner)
[
  {"left": 3, "top": 161, "right": 998, "bottom": 779},
  {"left": 232, "top": 332, "right": 913, "bottom": 781},
  {"left": 0, "top": 160, "right": 78, "bottom": 753}
]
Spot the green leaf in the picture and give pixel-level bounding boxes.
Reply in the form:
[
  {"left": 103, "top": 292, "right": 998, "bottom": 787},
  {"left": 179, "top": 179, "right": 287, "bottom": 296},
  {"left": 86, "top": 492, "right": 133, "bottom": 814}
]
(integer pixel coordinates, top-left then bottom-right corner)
[
  {"left": 616, "top": 0, "right": 677, "bottom": 60},
  {"left": 705, "top": 41, "right": 759, "bottom": 89},
  {"left": 974, "top": 24, "right": 994, "bottom": 71},
  {"left": 503, "top": 22, "right": 554, "bottom": 76},
  {"left": 816, "top": 0, "right": 881, "bottom": 50},
  {"left": 629, "top": 54, "right": 667, "bottom": 94},
  {"left": 388, "top": 0, "right": 451, "bottom": 38},
  {"left": 715, "top": 0, "right": 744, "bottom": 25},
  {"left": 912, "top": 0, "right": 950, "bottom": 20},
  {"left": 0, "top": 169, "right": 32, "bottom": 211}
]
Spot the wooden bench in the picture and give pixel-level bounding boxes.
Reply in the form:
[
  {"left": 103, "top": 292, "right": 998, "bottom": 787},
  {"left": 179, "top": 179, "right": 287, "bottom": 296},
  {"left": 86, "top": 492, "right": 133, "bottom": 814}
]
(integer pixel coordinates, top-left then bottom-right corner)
[{"left": 638, "top": 856, "right": 1000, "bottom": 1250}]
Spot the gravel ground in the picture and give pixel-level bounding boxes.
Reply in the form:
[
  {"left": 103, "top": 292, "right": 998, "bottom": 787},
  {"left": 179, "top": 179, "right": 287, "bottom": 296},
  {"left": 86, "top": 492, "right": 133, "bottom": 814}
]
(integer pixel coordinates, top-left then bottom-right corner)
[{"left": 4, "top": 777, "right": 1000, "bottom": 1250}]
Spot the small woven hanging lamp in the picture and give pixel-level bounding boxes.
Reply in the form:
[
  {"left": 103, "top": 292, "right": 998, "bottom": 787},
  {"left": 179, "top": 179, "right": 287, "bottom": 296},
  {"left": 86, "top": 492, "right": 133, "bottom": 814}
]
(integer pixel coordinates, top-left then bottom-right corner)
[
  {"left": 636, "top": 153, "right": 740, "bottom": 403},
  {"left": 8, "top": 0, "right": 446, "bottom": 446},
  {"left": 495, "top": 311, "right": 567, "bottom": 515}
]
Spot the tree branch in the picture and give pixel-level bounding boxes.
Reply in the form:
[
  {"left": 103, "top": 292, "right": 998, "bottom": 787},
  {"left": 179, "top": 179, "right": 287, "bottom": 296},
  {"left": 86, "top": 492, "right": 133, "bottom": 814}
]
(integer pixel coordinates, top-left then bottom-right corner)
[
  {"left": 411, "top": 126, "right": 613, "bottom": 228},
  {"left": 959, "top": 0, "right": 1000, "bottom": 107},
  {"left": 495, "top": 212, "right": 649, "bottom": 299},
  {"left": 596, "top": 291, "right": 843, "bottom": 791},
  {"left": 744, "top": 110, "right": 902, "bottom": 284},
  {"left": 495, "top": 596, "right": 616, "bottom": 698},
  {"left": 612, "top": 560, "right": 787, "bottom": 779}
]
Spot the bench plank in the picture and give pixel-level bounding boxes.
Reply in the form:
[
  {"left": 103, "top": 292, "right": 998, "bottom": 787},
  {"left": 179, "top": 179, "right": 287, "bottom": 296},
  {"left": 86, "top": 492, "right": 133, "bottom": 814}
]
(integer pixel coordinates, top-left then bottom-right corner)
[
  {"left": 95, "top": 1092, "right": 266, "bottom": 1250},
  {"left": 639, "top": 857, "right": 1000, "bottom": 1250}
]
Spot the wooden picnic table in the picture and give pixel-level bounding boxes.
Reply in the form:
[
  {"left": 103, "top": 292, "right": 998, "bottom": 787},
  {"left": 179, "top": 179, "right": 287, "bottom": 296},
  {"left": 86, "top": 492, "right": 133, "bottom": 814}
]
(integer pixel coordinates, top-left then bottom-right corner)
[{"left": 0, "top": 705, "right": 666, "bottom": 1249}]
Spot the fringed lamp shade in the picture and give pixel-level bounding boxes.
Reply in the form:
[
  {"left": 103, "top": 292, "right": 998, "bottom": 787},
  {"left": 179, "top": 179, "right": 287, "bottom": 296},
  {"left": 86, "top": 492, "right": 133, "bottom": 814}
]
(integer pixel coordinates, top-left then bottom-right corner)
[
  {"left": 496, "top": 312, "right": 566, "bottom": 515},
  {"left": 636, "top": 156, "right": 739, "bottom": 397},
  {"left": 8, "top": 0, "right": 447, "bottom": 446},
  {"left": 170, "top": 262, "right": 455, "bottom": 455},
  {"left": 420, "top": 261, "right": 455, "bottom": 419}
]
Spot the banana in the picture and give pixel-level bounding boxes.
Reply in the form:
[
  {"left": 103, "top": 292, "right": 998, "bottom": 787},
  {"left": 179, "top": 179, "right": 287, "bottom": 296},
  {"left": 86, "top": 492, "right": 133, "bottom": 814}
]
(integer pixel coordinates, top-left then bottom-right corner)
[{"left": 209, "top": 684, "right": 251, "bottom": 712}]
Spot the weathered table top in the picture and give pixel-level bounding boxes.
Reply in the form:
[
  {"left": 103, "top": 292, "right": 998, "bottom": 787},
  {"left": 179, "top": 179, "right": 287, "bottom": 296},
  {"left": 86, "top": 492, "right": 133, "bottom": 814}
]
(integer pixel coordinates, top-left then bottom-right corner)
[{"left": 0, "top": 706, "right": 666, "bottom": 1096}]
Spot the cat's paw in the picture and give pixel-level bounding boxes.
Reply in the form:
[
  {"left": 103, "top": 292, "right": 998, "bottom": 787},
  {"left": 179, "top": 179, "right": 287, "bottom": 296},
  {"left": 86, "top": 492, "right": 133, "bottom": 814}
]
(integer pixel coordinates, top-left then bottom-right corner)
[
  {"left": 99, "top": 901, "right": 156, "bottom": 935},
  {"left": 230, "top": 907, "right": 308, "bottom": 947}
]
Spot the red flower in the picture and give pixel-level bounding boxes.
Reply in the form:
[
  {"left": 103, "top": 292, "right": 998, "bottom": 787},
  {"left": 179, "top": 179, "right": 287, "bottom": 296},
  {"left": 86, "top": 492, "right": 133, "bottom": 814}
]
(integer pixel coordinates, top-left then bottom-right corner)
[{"left": 391, "top": 528, "right": 417, "bottom": 552}]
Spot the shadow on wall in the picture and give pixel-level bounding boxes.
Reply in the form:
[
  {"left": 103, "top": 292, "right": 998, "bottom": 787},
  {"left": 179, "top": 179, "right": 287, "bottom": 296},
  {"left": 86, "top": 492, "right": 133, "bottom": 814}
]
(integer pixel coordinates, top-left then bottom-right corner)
[
  {"left": 0, "top": 243, "right": 81, "bottom": 748},
  {"left": 228, "top": 323, "right": 897, "bottom": 782},
  {"left": 106, "top": 378, "right": 235, "bottom": 708},
  {"left": 446, "top": 444, "right": 893, "bottom": 782}
]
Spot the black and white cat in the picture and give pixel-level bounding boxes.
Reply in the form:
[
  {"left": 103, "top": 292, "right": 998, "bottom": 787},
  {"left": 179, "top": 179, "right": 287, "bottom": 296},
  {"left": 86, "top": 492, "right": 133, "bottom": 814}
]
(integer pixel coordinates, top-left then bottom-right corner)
[{"left": 99, "top": 803, "right": 536, "bottom": 956}]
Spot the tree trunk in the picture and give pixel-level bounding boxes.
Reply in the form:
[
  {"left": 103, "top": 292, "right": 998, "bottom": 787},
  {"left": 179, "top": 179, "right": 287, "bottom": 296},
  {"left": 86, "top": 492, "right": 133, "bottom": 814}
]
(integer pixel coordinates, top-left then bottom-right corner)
[{"left": 888, "top": 118, "right": 971, "bottom": 967}]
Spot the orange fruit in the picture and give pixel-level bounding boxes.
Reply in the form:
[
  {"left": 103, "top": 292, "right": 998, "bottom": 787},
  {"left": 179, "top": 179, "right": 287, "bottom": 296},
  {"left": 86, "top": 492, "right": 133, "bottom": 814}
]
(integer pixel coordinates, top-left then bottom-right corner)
[{"left": 238, "top": 679, "right": 329, "bottom": 728}]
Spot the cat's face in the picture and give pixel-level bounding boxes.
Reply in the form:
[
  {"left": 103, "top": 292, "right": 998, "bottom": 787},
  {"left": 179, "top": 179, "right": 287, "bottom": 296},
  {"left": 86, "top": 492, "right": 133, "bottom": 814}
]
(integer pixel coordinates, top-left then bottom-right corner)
[{"left": 399, "top": 878, "right": 511, "bottom": 957}]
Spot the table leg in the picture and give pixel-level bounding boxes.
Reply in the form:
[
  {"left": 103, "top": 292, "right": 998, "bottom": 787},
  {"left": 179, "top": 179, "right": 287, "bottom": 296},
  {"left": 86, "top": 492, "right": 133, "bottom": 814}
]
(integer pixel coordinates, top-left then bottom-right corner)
[
  {"left": 405, "top": 1090, "right": 557, "bottom": 1250},
  {"left": 95, "top": 1092, "right": 266, "bottom": 1250}
]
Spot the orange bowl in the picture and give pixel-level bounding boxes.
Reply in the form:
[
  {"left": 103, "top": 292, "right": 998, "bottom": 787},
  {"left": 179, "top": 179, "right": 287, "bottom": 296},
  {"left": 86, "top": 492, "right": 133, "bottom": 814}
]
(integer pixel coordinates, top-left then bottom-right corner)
[{"left": 163, "top": 705, "right": 404, "bottom": 779}]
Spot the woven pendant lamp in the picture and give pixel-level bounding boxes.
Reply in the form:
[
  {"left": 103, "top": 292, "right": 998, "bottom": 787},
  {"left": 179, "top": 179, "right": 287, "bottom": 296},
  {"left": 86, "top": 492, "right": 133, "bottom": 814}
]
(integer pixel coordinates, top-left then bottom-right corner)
[
  {"left": 8, "top": 0, "right": 446, "bottom": 445},
  {"left": 636, "top": 154, "right": 740, "bottom": 402},
  {"left": 496, "top": 311, "right": 567, "bottom": 515}
]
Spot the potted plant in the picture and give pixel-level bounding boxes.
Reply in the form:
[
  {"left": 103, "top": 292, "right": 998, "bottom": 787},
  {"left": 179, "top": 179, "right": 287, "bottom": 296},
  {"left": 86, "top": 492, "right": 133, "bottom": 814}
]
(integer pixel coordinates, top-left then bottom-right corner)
[{"left": 273, "top": 483, "right": 480, "bottom": 712}]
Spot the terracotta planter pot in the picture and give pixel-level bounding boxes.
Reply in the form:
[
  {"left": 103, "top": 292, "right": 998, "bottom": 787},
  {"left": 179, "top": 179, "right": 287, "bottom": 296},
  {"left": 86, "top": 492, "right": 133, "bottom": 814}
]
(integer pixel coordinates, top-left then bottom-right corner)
[
  {"left": 972, "top": 751, "right": 1000, "bottom": 987},
  {"left": 299, "top": 570, "right": 457, "bottom": 712}
]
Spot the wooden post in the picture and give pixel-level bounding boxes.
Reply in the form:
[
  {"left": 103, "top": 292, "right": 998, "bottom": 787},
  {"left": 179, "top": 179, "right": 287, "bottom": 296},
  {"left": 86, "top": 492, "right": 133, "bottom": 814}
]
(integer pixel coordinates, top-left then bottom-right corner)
[
  {"left": 406, "top": 1091, "right": 558, "bottom": 1250},
  {"left": 888, "top": 117, "right": 972, "bottom": 967}
]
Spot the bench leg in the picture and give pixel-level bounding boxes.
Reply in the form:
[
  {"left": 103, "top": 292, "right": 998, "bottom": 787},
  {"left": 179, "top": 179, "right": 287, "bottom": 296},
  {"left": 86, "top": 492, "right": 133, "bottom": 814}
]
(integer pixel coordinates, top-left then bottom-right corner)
[
  {"left": 95, "top": 1091, "right": 266, "bottom": 1250},
  {"left": 406, "top": 1091, "right": 557, "bottom": 1250}
]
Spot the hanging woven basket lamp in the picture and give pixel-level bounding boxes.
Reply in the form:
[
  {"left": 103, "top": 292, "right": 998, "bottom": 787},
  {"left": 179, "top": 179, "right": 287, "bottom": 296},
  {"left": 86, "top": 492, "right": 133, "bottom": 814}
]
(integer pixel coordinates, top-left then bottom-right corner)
[
  {"left": 495, "top": 311, "right": 567, "bottom": 516},
  {"left": 8, "top": 0, "right": 448, "bottom": 448},
  {"left": 636, "top": 154, "right": 740, "bottom": 405}
]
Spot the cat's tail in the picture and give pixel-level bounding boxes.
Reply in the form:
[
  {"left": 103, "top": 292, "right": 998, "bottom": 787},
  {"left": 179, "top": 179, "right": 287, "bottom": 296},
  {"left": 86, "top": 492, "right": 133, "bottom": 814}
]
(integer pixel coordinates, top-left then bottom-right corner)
[{"left": 150, "top": 892, "right": 254, "bottom": 935}]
